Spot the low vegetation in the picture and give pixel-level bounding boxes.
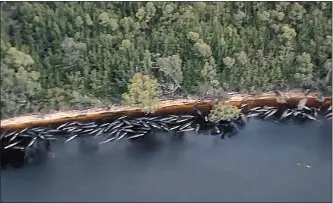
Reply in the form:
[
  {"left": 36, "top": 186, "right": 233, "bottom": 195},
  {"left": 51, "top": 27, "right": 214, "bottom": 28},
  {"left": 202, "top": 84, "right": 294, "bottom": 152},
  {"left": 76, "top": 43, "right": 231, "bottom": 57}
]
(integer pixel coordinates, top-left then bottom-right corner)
[{"left": 209, "top": 103, "right": 242, "bottom": 122}]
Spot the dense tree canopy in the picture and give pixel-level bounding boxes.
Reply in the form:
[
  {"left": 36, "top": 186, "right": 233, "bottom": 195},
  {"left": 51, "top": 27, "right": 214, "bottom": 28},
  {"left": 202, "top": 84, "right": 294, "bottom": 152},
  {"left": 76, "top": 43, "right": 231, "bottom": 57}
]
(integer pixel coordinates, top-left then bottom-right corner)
[{"left": 1, "top": 2, "right": 332, "bottom": 118}]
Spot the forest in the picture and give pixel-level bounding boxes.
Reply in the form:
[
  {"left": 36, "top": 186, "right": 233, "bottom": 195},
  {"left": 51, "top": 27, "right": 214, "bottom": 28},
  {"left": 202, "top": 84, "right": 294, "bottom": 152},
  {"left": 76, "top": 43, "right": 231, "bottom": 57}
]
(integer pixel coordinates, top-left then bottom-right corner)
[{"left": 1, "top": 2, "right": 332, "bottom": 118}]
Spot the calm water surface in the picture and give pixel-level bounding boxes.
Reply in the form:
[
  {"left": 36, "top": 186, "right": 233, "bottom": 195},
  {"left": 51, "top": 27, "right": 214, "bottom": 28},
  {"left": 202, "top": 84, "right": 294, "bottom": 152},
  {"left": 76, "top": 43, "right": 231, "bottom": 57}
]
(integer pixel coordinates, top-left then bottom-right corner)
[{"left": 1, "top": 119, "right": 332, "bottom": 202}]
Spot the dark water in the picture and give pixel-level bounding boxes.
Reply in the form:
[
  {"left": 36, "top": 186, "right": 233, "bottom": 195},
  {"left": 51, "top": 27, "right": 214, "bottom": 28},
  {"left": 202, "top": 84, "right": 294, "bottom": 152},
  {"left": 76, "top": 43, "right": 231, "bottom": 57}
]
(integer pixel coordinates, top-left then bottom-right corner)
[{"left": 1, "top": 119, "right": 332, "bottom": 202}]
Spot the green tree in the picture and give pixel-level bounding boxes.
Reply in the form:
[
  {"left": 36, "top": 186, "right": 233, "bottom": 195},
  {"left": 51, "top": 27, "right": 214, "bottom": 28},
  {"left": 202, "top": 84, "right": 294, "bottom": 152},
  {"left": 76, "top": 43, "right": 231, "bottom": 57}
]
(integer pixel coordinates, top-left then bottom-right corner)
[{"left": 122, "top": 72, "right": 160, "bottom": 112}]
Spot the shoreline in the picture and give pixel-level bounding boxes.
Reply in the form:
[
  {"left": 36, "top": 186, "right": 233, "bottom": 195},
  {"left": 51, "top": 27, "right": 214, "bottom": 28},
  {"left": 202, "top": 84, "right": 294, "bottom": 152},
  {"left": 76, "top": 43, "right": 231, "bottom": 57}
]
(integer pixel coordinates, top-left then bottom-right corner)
[{"left": 1, "top": 90, "right": 331, "bottom": 131}]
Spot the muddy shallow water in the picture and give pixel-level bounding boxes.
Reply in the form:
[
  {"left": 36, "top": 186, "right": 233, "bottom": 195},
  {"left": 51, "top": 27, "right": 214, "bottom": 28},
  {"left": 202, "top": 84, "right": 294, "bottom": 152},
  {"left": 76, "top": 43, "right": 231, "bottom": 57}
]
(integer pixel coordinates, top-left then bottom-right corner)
[{"left": 1, "top": 119, "right": 332, "bottom": 202}]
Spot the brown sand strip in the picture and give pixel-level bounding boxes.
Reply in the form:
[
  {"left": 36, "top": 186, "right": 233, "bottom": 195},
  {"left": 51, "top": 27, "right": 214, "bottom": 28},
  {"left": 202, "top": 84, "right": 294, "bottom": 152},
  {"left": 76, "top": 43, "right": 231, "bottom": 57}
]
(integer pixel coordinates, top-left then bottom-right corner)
[{"left": 1, "top": 91, "right": 331, "bottom": 131}]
